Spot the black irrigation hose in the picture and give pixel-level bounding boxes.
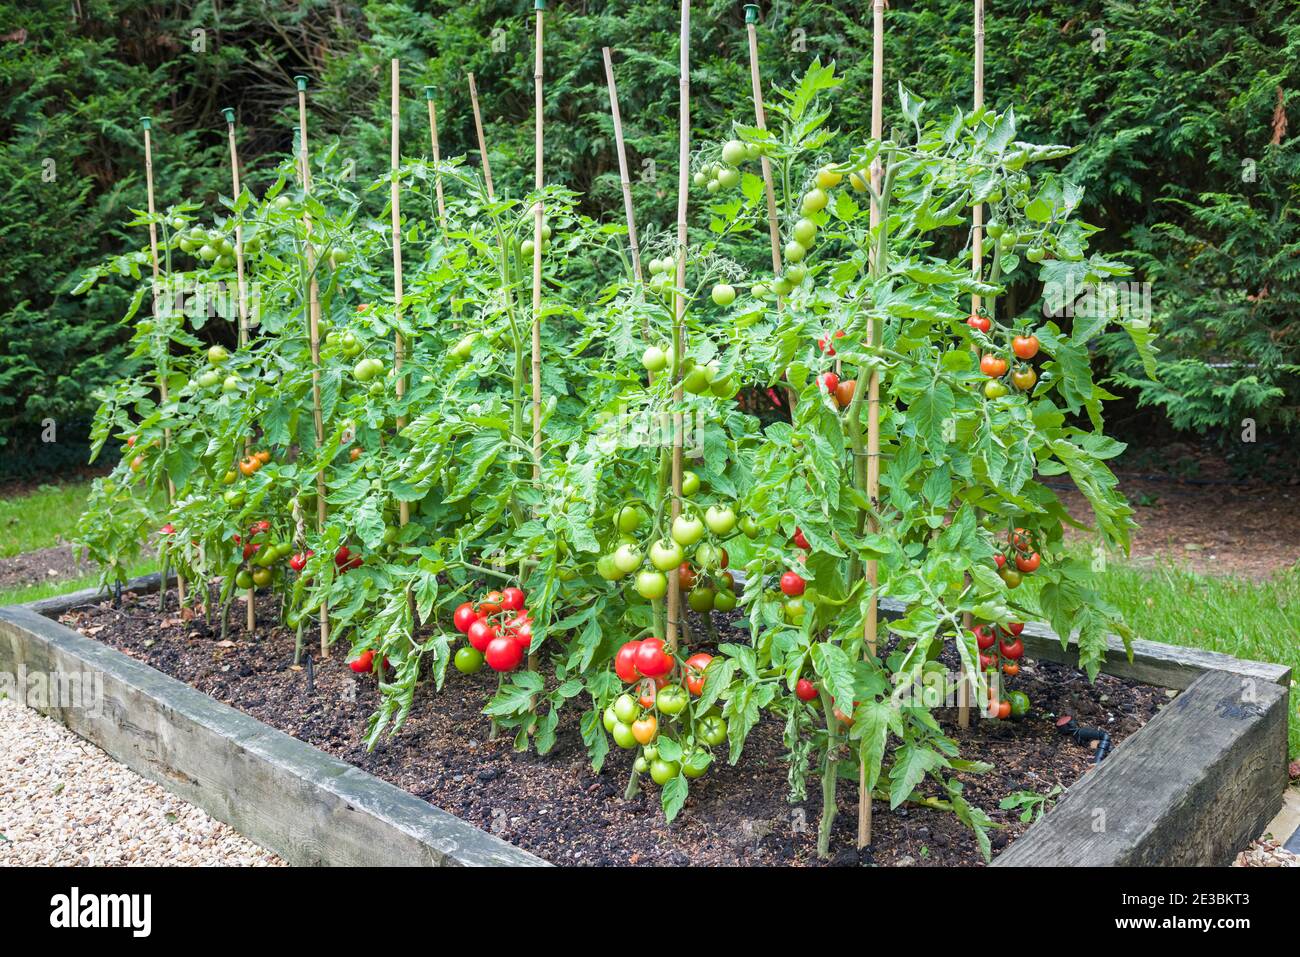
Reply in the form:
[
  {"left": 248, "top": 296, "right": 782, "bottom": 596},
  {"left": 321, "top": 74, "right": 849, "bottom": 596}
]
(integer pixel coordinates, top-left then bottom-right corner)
[{"left": 1055, "top": 714, "right": 1113, "bottom": 765}]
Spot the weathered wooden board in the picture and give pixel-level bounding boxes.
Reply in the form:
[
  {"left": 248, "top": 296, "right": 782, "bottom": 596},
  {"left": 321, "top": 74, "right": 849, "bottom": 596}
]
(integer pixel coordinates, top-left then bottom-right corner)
[
  {"left": 995, "top": 668, "right": 1289, "bottom": 866},
  {"left": 0, "top": 604, "right": 546, "bottom": 868}
]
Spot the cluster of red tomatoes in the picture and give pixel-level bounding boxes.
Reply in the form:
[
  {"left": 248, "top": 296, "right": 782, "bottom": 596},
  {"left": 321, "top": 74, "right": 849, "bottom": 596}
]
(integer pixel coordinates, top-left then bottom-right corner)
[
  {"left": 973, "top": 325, "right": 1041, "bottom": 401},
  {"left": 973, "top": 621, "right": 1030, "bottom": 719},
  {"left": 451, "top": 586, "right": 532, "bottom": 674},
  {"left": 603, "top": 643, "right": 726, "bottom": 784},
  {"left": 993, "top": 526, "right": 1042, "bottom": 589},
  {"left": 230, "top": 519, "right": 296, "bottom": 589}
]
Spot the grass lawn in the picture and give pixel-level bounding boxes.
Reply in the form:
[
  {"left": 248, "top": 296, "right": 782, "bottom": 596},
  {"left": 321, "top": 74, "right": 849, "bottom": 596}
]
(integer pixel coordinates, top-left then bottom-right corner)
[
  {"left": 0, "top": 559, "right": 158, "bottom": 608},
  {"left": 0, "top": 480, "right": 94, "bottom": 557},
  {"left": 1095, "top": 561, "right": 1300, "bottom": 758}
]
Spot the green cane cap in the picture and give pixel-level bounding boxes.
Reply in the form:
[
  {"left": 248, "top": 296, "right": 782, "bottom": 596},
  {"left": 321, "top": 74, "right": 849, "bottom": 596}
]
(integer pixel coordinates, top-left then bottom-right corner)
[
  {"left": 221, "top": 107, "right": 235, "bottom": 124},
  {"left": 534, "top": 0, "right": 546, "bottom": 8},
  {"left": 744, "top": 4, "right": 760, "bottom": 24},
  {"left": 293, "top": 75, "right": 309, "bottom": 91},
  {"left": 140, "top": 116, "right": 152, "bottom": 130},
  {"left": 424, "top": 86, "right": 435, "bottom": 100}
]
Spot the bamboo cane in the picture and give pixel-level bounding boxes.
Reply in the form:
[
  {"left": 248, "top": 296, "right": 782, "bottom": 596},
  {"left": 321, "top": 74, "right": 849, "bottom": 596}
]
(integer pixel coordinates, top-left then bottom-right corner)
[
  {"left": 466, "top": 73, "right": 495, "bottom": 200},
  {"left": 743, "top": 6, "right": 782, "bottom": 294},
  {"left": 294, "top": 75, "right": 330, "bottom": 659},
  {"left": 601, "top": 47, "right": 643, "bottom": 282},
  {"left": 222, "top": 107, "right": 256, "bottom": 637},
  {"left": 531, "top": 1, "right": 545, "bottom": 482},
  {"left": 857, "top": 0, "right": 887, "bottom": 852},
  {"left": 391, "top": 61, "right": 409, "bottom": 532},
  {"left": 423, "top": 86, "right": 447, "bottom": 228},
  {"left": 666, "top": 0, "right": 691, "bottom": 653},
  {"left": 958, "top": 0, "right": 986, "bottom": 730},
  {"left": 140, "top": 117, "right": 186, "bottom": 613}
]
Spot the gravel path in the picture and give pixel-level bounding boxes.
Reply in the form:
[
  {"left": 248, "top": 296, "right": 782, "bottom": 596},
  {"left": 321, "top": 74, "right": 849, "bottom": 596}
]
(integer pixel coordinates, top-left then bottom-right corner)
[{"left": 0, "top": 697, "right": 283, "bottom": 866}]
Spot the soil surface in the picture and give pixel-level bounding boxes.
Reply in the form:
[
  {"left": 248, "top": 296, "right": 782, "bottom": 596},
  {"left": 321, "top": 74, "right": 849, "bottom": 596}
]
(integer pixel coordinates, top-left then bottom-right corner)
[
  {"left": 0, "top": 545, "right": 84, "bottom": 592},
  {"left": 59, "top": 588, "right": 1169, "bottom": 867}
]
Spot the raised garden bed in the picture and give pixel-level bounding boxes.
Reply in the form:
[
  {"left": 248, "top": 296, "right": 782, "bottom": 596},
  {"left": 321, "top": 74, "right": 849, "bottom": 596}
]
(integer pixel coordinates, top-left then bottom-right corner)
[{"left": 3, "top": 575, "right": 1289, "bottom": 867}]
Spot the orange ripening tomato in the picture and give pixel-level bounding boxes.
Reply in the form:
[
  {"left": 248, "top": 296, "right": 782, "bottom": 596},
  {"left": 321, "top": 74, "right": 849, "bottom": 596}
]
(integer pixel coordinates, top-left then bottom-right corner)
[
  {"left": 1011, "top": 334, "right": 1040, "bottom": 360},
  {"left": 238, "top": 455, "right": 261, "bottom": 476},
  {"left": 980, "top": 354, "right": 1009, "bottom": 378}
]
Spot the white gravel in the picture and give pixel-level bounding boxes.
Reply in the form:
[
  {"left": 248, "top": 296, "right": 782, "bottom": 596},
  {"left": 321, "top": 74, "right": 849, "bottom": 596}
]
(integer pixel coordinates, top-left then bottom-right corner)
[{"left": 0, "top": 697, "right": 283, "bottom": 866}]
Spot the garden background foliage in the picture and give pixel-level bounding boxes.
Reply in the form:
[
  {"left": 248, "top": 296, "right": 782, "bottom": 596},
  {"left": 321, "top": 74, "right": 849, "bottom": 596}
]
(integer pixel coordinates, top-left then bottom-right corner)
[{"left": 2, "top": 0, "right": 1297, "bottom": 477}]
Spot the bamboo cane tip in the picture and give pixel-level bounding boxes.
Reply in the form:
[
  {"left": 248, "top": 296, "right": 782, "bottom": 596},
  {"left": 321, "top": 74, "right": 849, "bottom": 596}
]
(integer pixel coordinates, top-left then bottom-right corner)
[
  {"left": 139, "top": 116, "right": 152, "bottom": 130},
  {"left": 293, "top": 74, "right": 309, "bottom": 91},
  {"left": 744, "top": 4, "right": 760, "bottom": 23},
  {"left": 221, "top": 107, "right": 236, "bottom": 124},
  {"left": 424, "top": 85, "right": 435, "bottom": 100}
]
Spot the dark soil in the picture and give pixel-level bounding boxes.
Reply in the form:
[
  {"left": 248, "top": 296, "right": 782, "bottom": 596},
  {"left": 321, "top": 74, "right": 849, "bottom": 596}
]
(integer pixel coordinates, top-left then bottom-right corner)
[
  {"left": 59, "top": 588, "right": 1169, "bottom": 867},
  {"left": 0, "top": 545, "right": 84, "bottom": 591}
]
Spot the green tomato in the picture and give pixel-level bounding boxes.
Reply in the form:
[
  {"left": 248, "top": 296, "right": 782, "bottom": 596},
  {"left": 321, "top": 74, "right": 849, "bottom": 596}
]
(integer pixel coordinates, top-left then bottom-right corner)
[
  {"left": 634, "top": 756, "right": 649, "bottom": 774},
  {"left": 614, "top": 694, "right": 639, "bottom": 725},
  {"left": 786, "top": 263, "right": 807, "bottom": 286},
  {"left": 716, "top": 166, "right": 741, "bottom": 189},
  {"left": 450, "top": 333, "right": 478, "bottom": 360},
  {"left": 641, "top": 744, "right": 658, "bottom": 762},
  {"left": 207, "top": 345, "right": 230, "bottom": 365},
  {"left": 223, "top": 489, "right": 244, "bottom": 506},
  {"left": 783, "top": 240, "right": 807, "bottom": 263},
  {"left": 713, "top": 588, "right": 737, "bottom": 613},
  {"left": 634, "top": 570, "right": 668, "bottom": 600},
  {"left": 616, "top": 505, "right": 645, "bottom": 533},
  {"left": 984, "top": 379, "right": 1009, "bottom": 399},
  {"left": 197, "top": 370, "right": 221, "bottom": 389},
  {"left": 655, "top": 685, "right": 688, "bottom": 716},
  {"left": 521, "top": 238, "right": 536, "bottom": 259},
  {"left": 649, "top": 758, "right": 680, "bottom": 785},
  {"left": 694, "top": 542, "right": 721, "bottom": 571},
  {"left": 222, "top": 375, "right": 241, "bottom": 394},
  {"left": 703, "top": 505, "right": 737, "bottom": 536},
  {"left": 683, "top": 367, "right": 712, "bottom": 395},
  {"left": 773, "top": 276, "right": 794, "bottom": 296},
  {"left": 692, "top": 171, "right": 707, "bottom": 188},
  {"left": 235, "top": 570, "right": 253, "bottom": 590},
  {"left": 612, "top": 721, "right": 638, "bottom": 749},
  {"left": 688, "top": 586, "right": 715, "bottom": 613},
  {"left": 680, "top": 470, "right": 701, "bottom": 496},
  {"left": 783, "top": 597, "right": 808, "bottom": 624},
  {"left": 612, "top": 543, "right": 642, "bottom": 576},
  {"left": 699, "top": 715, "right": 728, "bottom": 747},
  {"left": 711, "top": 283, "right": 736, "bottom": 307},
  {"left": 706, "top": 179, "right": 720, "bottom": 194},
  {"left": 353, "top": 357, "right": 383, "bottom": 382},
  {"left": 752, "top": 282, "right": 770, "bottom": 300},
  {"left": 603, "top": 706, "right": 618, "bottom": 733},
  {"left": 681, "top": 751, "right": 712, "bottom": 778},
  {"left": 801, "top": 188, "right": 829, "bottom": 215},
  {"left": 596, "top": 554, "right": 623, "bottom": 581},
  {"left": 454, "top": 647, "right": 484, "bottom": 674},
  {"left": 1008, "top": 691, "right": 1031, "bottom": 719},
  {"left": 792, "top": 218, "right": 817, "bottom": 246},
  {"left": 642, "top": 346, "right": 667, "bottom": 373},
  {"left": 1026, "top": 246, "right": 1046, "bottom": 263},
  {"left": 671, "top": 513, "right": 705, "bottom": 547},
  {"left": 738, "top": 515, "right": 760, "bottom": 539},
  {"left": 721, "top": 140, "right": 748, "bottom": 166},
  {"left": 197, "top": 244, "right": 219, "bottom": 261},
  {"left": 649, "top": 539, "right": 685, "bottom": 571}
]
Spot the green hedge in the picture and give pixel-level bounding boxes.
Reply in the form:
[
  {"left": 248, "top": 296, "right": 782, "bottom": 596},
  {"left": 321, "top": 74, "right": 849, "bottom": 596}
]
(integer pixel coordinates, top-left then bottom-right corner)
[{"left": 2, "top": 0, "right": 1297, "bottom": 476}]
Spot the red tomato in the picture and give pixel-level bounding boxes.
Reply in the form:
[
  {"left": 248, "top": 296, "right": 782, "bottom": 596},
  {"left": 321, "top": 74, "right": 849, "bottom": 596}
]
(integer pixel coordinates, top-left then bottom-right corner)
[
  {"left": 334, "top": 546, "right": 352, "bottom": 567},
  {"left": 980, "top": 354, "right": 1009, "bottom": 377},
  {"left": 819, "top": 372, "right": 839, "bottom": 394},
  {"left": 677, "top": 562, "right": 697, "bottom": 592},
  {"left": 501, "top": 587, "right": 526, "bottom": 611},
  {"left": 795, "top": 678, "right": 818, "bottom": 702},
  {"left": 1012, "top": 335, "right": 1040, "bottom": 360},
  {"left": 615, "top": 641, "right": 642, "bottom": 683},
  {"left": 289, "top": 550, "right": 313, "bottom": 573},
  {"left": 1015, "top": 551, "right": 1041, "bottom": 573},
  {"left": 993, "top": 553, "right": 1006, "bottom": 569},
  {"left": 485, "top": 636, "right": 523, "bottom": 672},
  {"left": 634, "top": 637, "right": 674, "bottom": 678},
  {"left": 973, "top": 626, "right": 995, "bottom": 650},
  {"left": 792, "top": 528, "right": 811, "bottom": 550},
  {"left": 467, "top": 619, "right": 497, "bottom": 653},
  {"left": 683, "top": 653, "right": 713, "bottom": 695},
  {"left": 1005, "top": 621, "right": 1025, "bottom": 636},
  {"left": 349, "top": 650, "right": 387, "bottom": 674},
  {"left": 510, "top": 621, "right": 534, "bottom": 651},
  {"left": 160, "top": 523, "right": 175, "bottom": 535},
  {"left": 479, "top": 590, "right": 504, "bottom": 615},
  {"left": 780, "top": 570, "right": 806, "bottom": 597},
  {"left": 967, "top": 314, "right": 991, "bottom": 333},
  {"left": 999, "top": 638, "right": 1024, "bottom": 661},
  {"left": 249, "top": 520, "right": 271, "bottom": 535},
  {"left": 453, "top": 602, "right": 480, "bottom": 634}
]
